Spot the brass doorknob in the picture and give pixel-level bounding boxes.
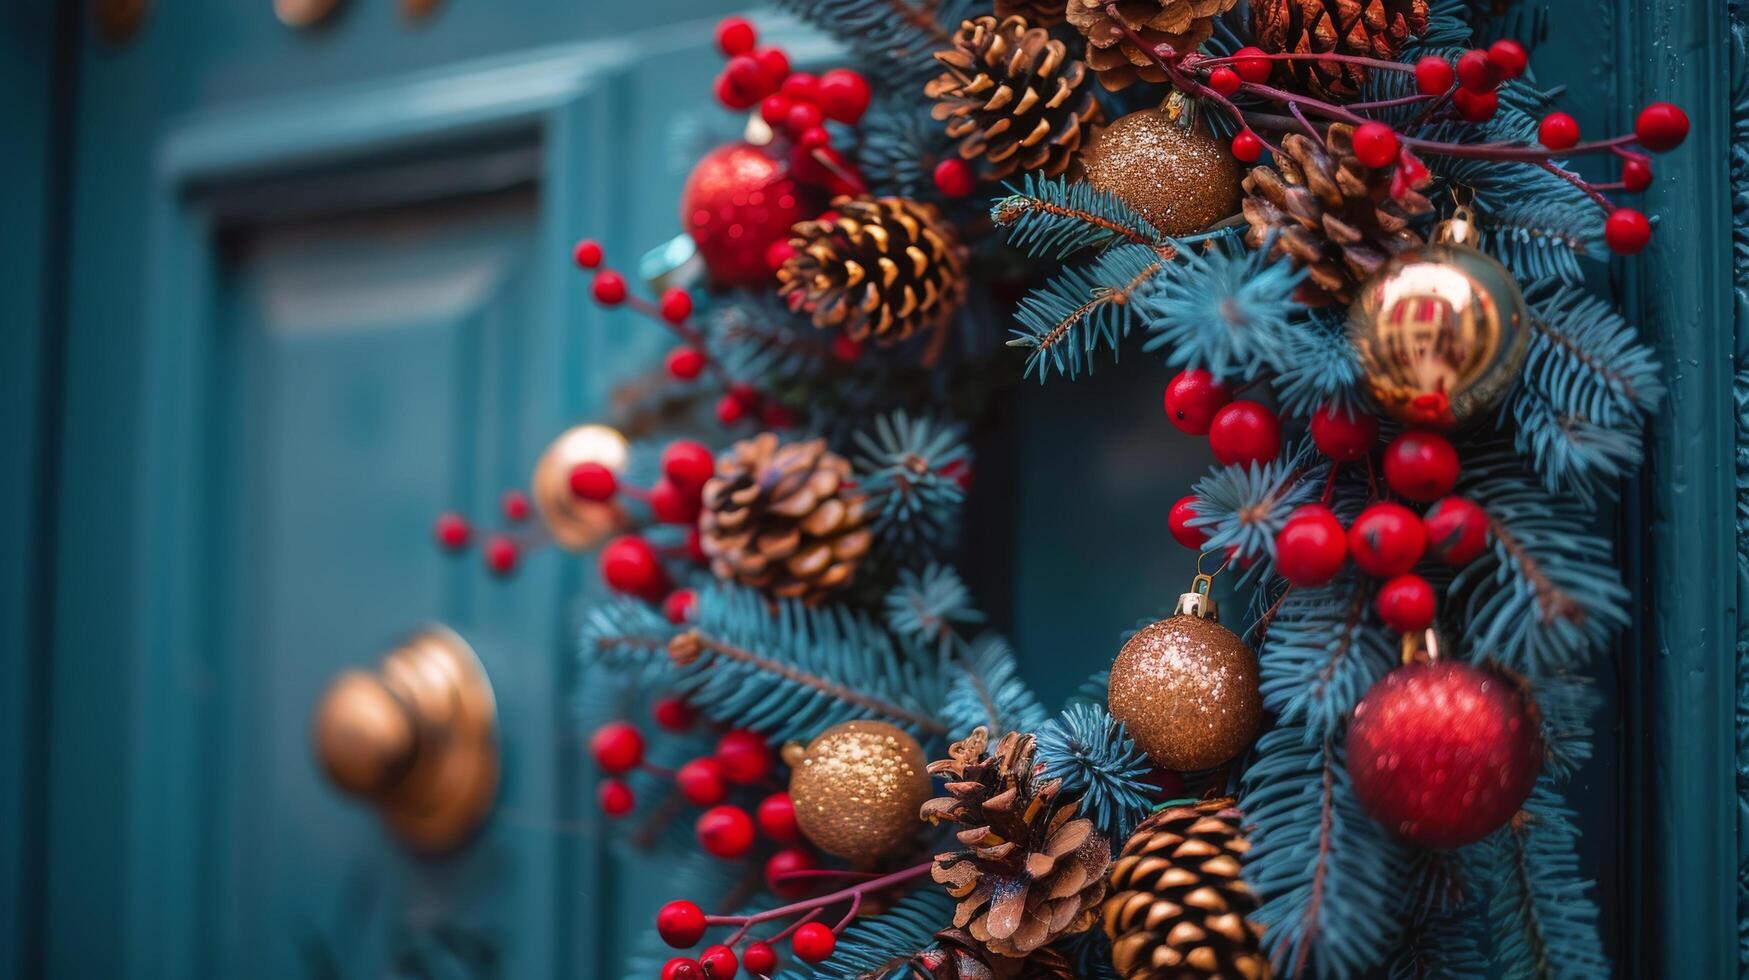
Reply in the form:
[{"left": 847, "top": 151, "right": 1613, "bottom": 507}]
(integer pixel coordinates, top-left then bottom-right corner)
[{"left": 311, "top": 626, "right": 499, "bottom": 853}]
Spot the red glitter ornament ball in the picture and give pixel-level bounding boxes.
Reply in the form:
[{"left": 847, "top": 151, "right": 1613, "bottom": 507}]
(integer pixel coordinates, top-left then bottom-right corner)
[
  {"left": 681, "top": 143, "right": 817, "bottom": 290},
  {"left": 1346, "top": 660, "right": 1542, "bottom": 848}
]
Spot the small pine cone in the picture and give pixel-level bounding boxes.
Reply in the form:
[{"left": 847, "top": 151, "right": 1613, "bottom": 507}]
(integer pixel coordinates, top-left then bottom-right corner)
[
  {"left": 1066, "top": 0, "right": 1239, "bottom": 91},
  {"left": 697, "top": 434, "right": 872, "bottom": 604},
  {"left": 1102, "top": 799, "right": 1270, "bottom": 979},
  {"left": 925, "top": 15, "right": 1104, "bottom": 181},
  {"left": 1252, "top": 0, "right": 1429, "bottom": 100},
  {"left": 1240, "top": 123, "right": 1431, "bottom": 306},
  {"left": 912, "top": 928, "right": 1077, "bottom": 980},
  {"left": 994, "top": 0, "right": 1068, "bottom": 27},
  {"left": 778, "top": 196, "right": 968, "bottom": 346},
  {"left": 922, "top": 728, "right": 1112, "bottom": 958}
]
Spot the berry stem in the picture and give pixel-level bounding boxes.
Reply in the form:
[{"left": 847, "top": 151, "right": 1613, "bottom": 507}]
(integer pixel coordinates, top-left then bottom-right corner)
[
  {"left": 705, "top": 861, "right": 931, "bottom": 938},
  {"left": 620, "top": 294, "right": 736, "bottom": 385},
  {"left": 832, "top": 890, "right": 862, "bottom": 932},
  {"left": 1189, "top": 50, "right": 1417, "bottom": 75}
]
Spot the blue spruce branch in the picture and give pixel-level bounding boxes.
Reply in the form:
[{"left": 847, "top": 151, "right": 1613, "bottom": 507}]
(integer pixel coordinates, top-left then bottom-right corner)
[
  {"left": 991, "top": 174, "right": 1169, "bottom": 258},
  {"left": 1136, "top": 238, "right": 1306, "bottom": 383},
  {"left": 941, "top": 635, "right": 1048, "bottom": 740},
  {"left": 1256, "top": 574, "right": 1398, "bottom": 740},
  {"left": 886, "top": 564, "right": 984, "bottom": 649},
  {"left": 854, "top": 411, "right": 971, "bottom": 563},
  {"left": 1008, "top": 243, "right": 1165, "bottom": 382},
  {"left": 806, "top": 887, "right": 957, "bottom": 980},
  {"left": 1480, "top": 784, "right": 1607, "bottom": 979},
  {"left": 1035, "top": 702, "right": 1154, "bottom": 841}
]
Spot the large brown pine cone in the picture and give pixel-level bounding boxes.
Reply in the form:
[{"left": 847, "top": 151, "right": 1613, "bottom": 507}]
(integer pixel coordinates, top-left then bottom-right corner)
[
  {"left": 1239, "top": 122, "right": 1431, "bottom": 306},
  {"left": 912, "top": 927, "right": 1077, "bottom": 979},
  {"left": 1102, "top": 799, "right": 1270, "bottom": 979},
  {"left": 922, "top": 727, "right": 1112, "bottom": 958},
  {"left": 1252, "top": 0, "right": 1429, "bottom": 100},
  {"left": 925, "top": 16, "right": 1104, "bottom": 182},
  {"left": 697, "top": 434, "right": 872, "bottom": 603},
  {"left": 1066, "top": 0, "right": 1238, "bottom": 91},
  {"left": 778, "top": 196, "right": 967, "bottom": 346}
]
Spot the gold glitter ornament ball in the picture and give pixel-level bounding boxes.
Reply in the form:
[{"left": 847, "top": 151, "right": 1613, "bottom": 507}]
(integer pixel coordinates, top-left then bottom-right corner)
[
  {"left": 784, "top": 720, "right": 932, "bottom": 860},
  {"left": 1081, "top": 108, "right": 1244, "bottom": 237},
  {"left": 1108, "top": 589, "right": 1261, "bottom": 771}
]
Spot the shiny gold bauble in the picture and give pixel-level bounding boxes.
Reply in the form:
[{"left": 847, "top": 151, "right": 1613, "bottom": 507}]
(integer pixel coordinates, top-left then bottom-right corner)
[
  {"left": 784, "top": 720, "right": 932, "bottom": 860},
  {"left": 1108, "top": 590, "right": 1261, "bottom": 771},
  {"left": 1348, "top": 213, "right": 1529, "bottom": 429},
  {"left": 1080, "top": 108, "right": 1244, "bottom": 237},
  {"left": 531, "top": 424, "right": 631, "bottom": 551}
]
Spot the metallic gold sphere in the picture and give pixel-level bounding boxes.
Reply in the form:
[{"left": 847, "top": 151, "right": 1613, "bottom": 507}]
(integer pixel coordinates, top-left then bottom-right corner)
[
  {"left": 1348, "top": 223, "right": 1529, "bottom": 429},
  {"left": 786, "top": 720, "right": 931, "bottom": 860},
  {"left": 1081, "top": 109, "right": 1244, "bottom": 237},
  {"left": 531, "top": 424, "right": 631, "bottom": 551},
  {"left": 1108, "top": 613, "right": 1261, "bottom": 771}
]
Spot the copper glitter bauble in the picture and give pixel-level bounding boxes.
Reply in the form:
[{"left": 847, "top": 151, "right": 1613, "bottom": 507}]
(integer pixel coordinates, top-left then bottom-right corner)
[
  {"left": 1348, "top": 211, "right": 1529, "bottom": 429},
  {"left": 1108, "top": 586, "right": 1261, "bottom": 771},
  {"left": 784, "top": 720, "right": 932, "bottom": 860},
  {"left": 681, "top": 142, "right": 817, "bottom": 290},
  {"left": 1081, "top": 108, "right": 1244, "bottom": 237},
  {"left": 1346, "top": 660, "right": 1542, "bottom": 848},
  {"left": 531, "top": 424, "right": 629, "bottom": 551}
]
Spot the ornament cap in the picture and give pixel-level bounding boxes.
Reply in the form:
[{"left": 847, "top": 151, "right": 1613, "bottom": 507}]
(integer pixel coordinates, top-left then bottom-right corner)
[
  {"left": 1173, "top": 552, "right": 1227, "bottom": 621},
  {"left": 1432, "top": 204, "right": 1482, "bottom": 247}
]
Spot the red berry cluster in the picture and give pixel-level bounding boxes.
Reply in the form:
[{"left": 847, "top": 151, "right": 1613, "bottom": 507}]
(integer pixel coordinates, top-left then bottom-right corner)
[
  {"left": 576, "top": 439, "right": 720, "bottom": 600},
  {"left": 431, "top": 488, "right": 539, "bottom": 576},
  {"left": 1162, "top": 369, "right": 1281, "bottom": 469}
]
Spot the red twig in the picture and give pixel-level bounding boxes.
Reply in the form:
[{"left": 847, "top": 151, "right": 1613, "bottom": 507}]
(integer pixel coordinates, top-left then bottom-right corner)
[{"left": 706, "top": 861, "right": 932, "bottom": 945}]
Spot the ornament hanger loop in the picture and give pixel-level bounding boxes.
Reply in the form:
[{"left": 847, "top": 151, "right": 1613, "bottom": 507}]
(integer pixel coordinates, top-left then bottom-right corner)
[
  {"left": 1401, "top": 628, "right": 1442, "bottom": 665},
  {"left": 1193, "top": 550, "right": 1231, "bottom": 596}
]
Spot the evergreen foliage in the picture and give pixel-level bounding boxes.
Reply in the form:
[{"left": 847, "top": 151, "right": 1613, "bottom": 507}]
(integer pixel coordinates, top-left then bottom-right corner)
[
  {"left": 1479, "top": 784, "right": 1608, "bottom": 979},
  {"left": 885, "top": 563, "right": 984, "bottom": 649},
  {"left": 854, "top": 411, "right": 971, "bottom": 562},
  {"left": 1008, "top": 242, "right": 1164, "bottom": 381},
  {"left": 1256, "top": 574, "right": 1397, "bottom": 740},
  {"left": 992, "top": 174, "right": 1167, "bottom": 259},
  {"left": 1136, "top": 238, "right": 1306, "bottom": 382},
  {"left": 1188, "top": 451, "right": 1327, "bottom": 569},
  {"left": 1034, "top": 702, "right": 1154, "bottom": 840},
  {"left": 798, "top": 888, "right": 959, "bottom": 980},
  {"left": 940, "top": 635, "right": 1048, "bottom": 739}
]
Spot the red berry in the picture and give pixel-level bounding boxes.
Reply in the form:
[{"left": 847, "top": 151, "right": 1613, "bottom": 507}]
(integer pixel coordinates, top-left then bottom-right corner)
[
  {"left": 1423, "top": 495, "right": 1490, "bottom": 566},
  {"left": 598, "top": 779, "right": 635, "bottom": 817},
  {"left": 726, "top": 55, "right": 768, "bottom": 95},
  {"left": 483, "top": 535, "right": 519, "bottom": 575},
  {"left": 590, "top": 721, "right": 645, "bottom": 775},
  {"left": 660, "top": 288, "right": 694, "bottom": 324},
  {"left": 715, "top": 395, "right": 747, "bottom": 425},
  {"left": 677, "top": 758, "right": 729, "bottom": 806},
  {"left": 1207, "top": 401, "right": 1281, "bottom": 467},
  {"left": 569, "top": 462, "right": 618, "bottom": 501},
  {"left": 1348, "top": 502, "right": 1427, "bottom": 577},
  {"left": 650, "top": 478, "right": 701, "bottom": 524},
  {"left": 685, "top": 526, "right": 708, "bottom": 564},
  {"left": 716, "top": 16, "right": 757, "bottom": 56},
  {"left": 663, "top": 440, "right": 716, "bottom": 489},
  {"left": 572, "top": 238, "right": 604, "bottom": 269},
  {"left": 663, "top": 958, "right": 702, "bottom": 980},
  {"left": 1414, "top": 56, "right": 1454, "bottom": 96},
  {"left": 1232, "top": 46, "right": 1271, "bottom": 83},
  {"left": 756, "top": 792, "right": 802, "bottom": 843},
  {"left": 716, "top": 730, "right": 771, "bottom": 784},
  {"left": 1456, "top": 49, "right": 1498, "bottom": 93},
  {"left": 1538, "top": 112, "right": 1580, "bottom": 150},
  {"left": 653, "top": 696, "right": 697, "bottom": 731},
  {"left": 742, "top": 943, "right": 777, "bottom": 975},
  {"left": 1383, "top": 430, "right": 1460, "bottom": 502},
  {"left": 728, "top": 383, "right": 761, "bottom": 407},
  {"left": 797, "top": 126, "right": 832, "bottom": 150},
  {"left": 1452, "top": 87, "right": 1498, "bottom": 122},
  {"left": 1622, "top": 156, "right": 1653, "bottom": 192},
  {"left": 760, "top": 402, "right": 796, "bottom": 429},
  {"left": 816, "top": 68, "right": 871, "bottom": 123},
  {"left": 1486, "top": 39, "right": 1528, "bottom": 79},
  {"left": 1375, "top": 573, "right": 1437, "bottom": 632},
  {"left": 592, "top": 269, "right": 627, "bottom": 306},
  {"left": 667, "top": 346, "right": 707, "bottom": 381},
  {"left": 663, "top": 588, "right": 699, "bottom": 625},
  {"left": 697, "top": 805, "right": 757, "bottom": 859},
  {"left": 1635, "top": 102, "right": 1689, "bottom": 152},
  {"left": 754, "top": 48, "right": 791, "bottom": 90},
  {"left": 785, "top": 100, "right": 824, "bottom": 136},
  {"left": 1208, "top": 66, "right": 1241, "bottom": 96},
  {"left": 600, "top": 534, "right": 668, "bottom": 598},
  {"left": 1275, "top": 505, "right": 1348, "bottom": 588},
  {"left": 791, "top": 922, "right": 837, "bottom": 964},
  {"left": 780, "top": 71, "right": 819, "bottom": 103},
  {"left": 657, "top": 900, "right": 708, "bottom": 948},
  {"left": 765, "top": 847, "right": 818, "bottom": 897},
  {"left": 1351, "top": 122, "right": 1399, "bottom": 168},
  {"left": 434, "top": 512, "right": 471, "bottom": 550},
  {"left": 933, "top": 158, "right": 976, "bottom": 198},
  {"left": 1168, "top": 495, "right": 1208, "bottom": 550},
  {"left": 1231, "top": 130, "right": 1263, "bottom": 163},
  {"left": 1163, "top": 368, "right": 1234, "bottom": 435},
  {"left": 699, "top": 944, "right": 739, "bottom": 980},
  {"left": 1605, "top": 207, "right": 1652, "bottom": 255},
  {"left": 759, "top": 94, "right": 792, "bottom": 127},
  {"left": 501, "top": 489, "right": 530, "bottom": 522},
  {"left": 1310, "top": 403, "right": 1378, "bottom": 461},
  {"left": 831, "top": 335, "right": 864, "bottom": 363},
  {"left": 714, "top": 72, "right": 759, "bottom": 111}
]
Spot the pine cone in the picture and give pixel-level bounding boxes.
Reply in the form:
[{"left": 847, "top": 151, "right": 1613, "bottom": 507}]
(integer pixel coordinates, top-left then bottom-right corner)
[
  {"left": 925, "top": 16, "right": 1104, "bottom": 181},
  {"left": 1102, "top": 799, "right": 1270, "bottom": 980},
  {"left": 922, "top": 727, "right": 1112, "bottom": 958},
  {"left": 1239, "top": 123, "right": 1431, "bottom": 306},
  {"left": 912, "top": 927, "right": 1077, "bottom": 979},
  {"left": 778, "top": 196, "right": 968, "bottom": 346},
  {"left": 697, "top": 433, "right": 872, "bottom": 603},
  {"left": 994, "top": 0, "right": 1068, "bottom": 27},
  {"left": 1252, "top": 0, "right": 1429, "bottom": 100},
  {"left": 1066, "top": 0, "right": 1239, "bottom": 91}
]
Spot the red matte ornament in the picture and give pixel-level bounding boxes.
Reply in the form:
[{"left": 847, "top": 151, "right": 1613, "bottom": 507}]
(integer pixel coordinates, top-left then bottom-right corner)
[
  {"left": 1346, "top": 660, "right": 1542, "bottom": 848},
  {"left": 1207, "top": 401, "right": 1281, "bottom": 467},
  {"left": 1309, "top": 403, "right": 1378, "bottom": 461},
  {"left": 682, "top": 143, "right": 816, "bottom": 290},
  {"left": 1375, "top": 573, "right": 1437, "bottom": 632},
  {"left": 1424, "top": 496, "right": 1489, "bottom": 566},
  {"left": 1163, "top": 368, "right": 1233, "bottom": 435},
  {"left": 1348, "top": 503, "right": 1426, "bottom": 577},
  {"left": 1383, "top": 430, "right": 1460, "bottom": 502},
  {"left": 1275, "top": 505, "right": 1348, "bottom": 587}
]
